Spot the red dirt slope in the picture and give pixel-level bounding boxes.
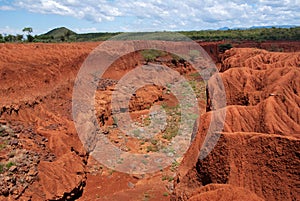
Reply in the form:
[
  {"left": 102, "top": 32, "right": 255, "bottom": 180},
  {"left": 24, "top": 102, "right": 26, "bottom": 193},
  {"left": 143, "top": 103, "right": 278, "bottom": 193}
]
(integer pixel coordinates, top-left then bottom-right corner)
[
  {"left": 0, "top": 42, "right": 99, "bottom": 200},
  {"left": 173, "top": 48, "right": 300, "bottom": 201}
]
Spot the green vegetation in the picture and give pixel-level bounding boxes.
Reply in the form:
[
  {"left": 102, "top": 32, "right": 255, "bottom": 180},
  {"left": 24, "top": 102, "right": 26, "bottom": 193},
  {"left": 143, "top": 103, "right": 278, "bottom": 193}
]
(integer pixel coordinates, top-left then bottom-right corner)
[
  {"left": 143, "top": 192, "right": 151, "bottom": 201},
  {"left": 108, "top": 169, "right": 115, "bottom": 175},
  {"left": 1, "top": 26, "right": 299, "bottom": 43},
  {"left": 188, "top": 80, "right": 206, "bottom": 100},
  {"left": 112, "top": 116, "right": 118, "bottom": 127},
  {"left": 133, "top": 129, "right": 141, "bottom": 138},
  {"left": 22, "top": 27, "right": 34, "bottom": 42},
  {"left": 140, "top": 49, "right": 166, "bottom": 62},
  {"left": 0, "top": 127, "right": 4, "bottom": 136},
  {"left": 22, "top": 27, "right": 32, "bottom": 35},
  {"left": 0, "top": 34, "right": 23, "bottom": 42},
  {"left": 35, "top": 27, "right": 76, "bottom": 42},
  {"left": 179, "top": 27, "right": 300, "bottom": 41},
  {"left": 170, "top": 160, "right": 180, "bottom": 172},
  {"left": 218, "top": 43, "right": 233, "bottom": 52},
  {"left": 0, "top": 162, "right": 16, "bottom": 173},
  {"left": 6, "top": 161, "right": 15, "bottom": 169},
  {"left": 0, "top": 143, "right": 6, "bottom": 151},
  {"left": 73, "top": 32, "right": 120, "bottom": 42},
  {"left": 35, "top": 27, "right": 120, "bottom": 42},
  {"left": 146, "top": 145, "right": 158, "bottom": 152},
  {"left": 161, "top": 103, "right": 181, "bottom": 141},
  {"left": 0, "top": 163, "right": 3, "bottom": 173},
  {"left": 162, "top": 175, "right": 174, "bottom": 182},
  {"left": 163, "top": 192, "right": 169, "bottom": 197}
]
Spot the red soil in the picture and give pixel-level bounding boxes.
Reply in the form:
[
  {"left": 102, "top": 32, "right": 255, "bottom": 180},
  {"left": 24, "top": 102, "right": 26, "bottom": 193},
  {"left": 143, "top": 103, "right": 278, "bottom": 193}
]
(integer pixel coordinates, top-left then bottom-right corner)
[
  {"left": 173, "top": 48, "right": 300, "bottom": 201},
  {"left": 0, "top": 41, "right": 299, "bottom": 200}
]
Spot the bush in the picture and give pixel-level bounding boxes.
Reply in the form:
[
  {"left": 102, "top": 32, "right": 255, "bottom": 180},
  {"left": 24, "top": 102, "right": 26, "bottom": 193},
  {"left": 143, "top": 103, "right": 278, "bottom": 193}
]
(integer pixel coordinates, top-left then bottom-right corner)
[
  {"left": 140, "top": 49, "right": 166, "bottom": 62},
  {"left": 27, "top": 35, "right": 35, "bottom": 42},
  {"left": 218, "top": 43, "right": 233, "bottom": 53}
]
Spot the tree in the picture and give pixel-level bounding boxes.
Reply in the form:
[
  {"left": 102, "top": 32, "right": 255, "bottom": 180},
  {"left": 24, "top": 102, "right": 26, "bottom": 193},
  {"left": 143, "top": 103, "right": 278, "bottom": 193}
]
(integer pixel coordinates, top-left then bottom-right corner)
[
  {"left": 22, "top": 27, "right": 33, "bottom": 35},
  {"left": 16, "top": 34, "right": 23, "bottom": 41},
  {"left": 27, "top": 35, "right": 34, "bottom": 42},
  {"left": 22, "top": 27, "right": 34, "bottom": 42},
  {"left": 4, "top": 34, "right": 16, "bottom": 42}
]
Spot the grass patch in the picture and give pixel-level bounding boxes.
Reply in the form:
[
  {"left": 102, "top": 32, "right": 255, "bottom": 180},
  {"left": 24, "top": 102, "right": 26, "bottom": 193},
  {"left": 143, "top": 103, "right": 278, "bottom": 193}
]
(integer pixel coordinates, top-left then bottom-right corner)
[
  {"left": 161, "top": 103, "right": 181, "bottom": 141},
  {"left": 0, "top": 142, "right": 6, "bottom": 151},
  {"left": 108, "top": 169, "right": 115, "bottom": 175},
  {"left": 146, "top": 145, "right": 158, "bottom": 153},
  {"left": 141, "top": 49, "right": 166, "bottom": 62},
  {"left": 143, "top": 192, "right": 151, "bottom": 201},
  {"left": 162, "top": 175, "right": 174, "bottom": 182},
  {"left": 188, "top": 80, "right": 206, "bottom": 100},
  {"left": 0, "top": 163, "right": 3, "bottom": 173},
  {"left": 6, "top": 161, "right": 15, "bottom": 169},
  {"left": 171, "top": 160, "right": 180, "bottom": 172}
]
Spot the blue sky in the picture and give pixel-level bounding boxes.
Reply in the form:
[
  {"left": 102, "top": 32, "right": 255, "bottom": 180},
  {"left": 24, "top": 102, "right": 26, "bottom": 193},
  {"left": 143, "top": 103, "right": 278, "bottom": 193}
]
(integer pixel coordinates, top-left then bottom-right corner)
[{"left": 0, "top": 0, "right": 299, "bottom": 35}]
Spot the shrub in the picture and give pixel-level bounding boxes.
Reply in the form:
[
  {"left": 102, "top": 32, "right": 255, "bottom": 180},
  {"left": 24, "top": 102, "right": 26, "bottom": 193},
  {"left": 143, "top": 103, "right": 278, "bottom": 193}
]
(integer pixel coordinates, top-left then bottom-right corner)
[
  {"left": 218, "top": 43, "right": 233, "bottom": 53},
  {"left": 141, "top": 49, "right": 166, "bottom": 62},
  {"left": 27, "top": 35, "right": 35, "bottom": 42}
]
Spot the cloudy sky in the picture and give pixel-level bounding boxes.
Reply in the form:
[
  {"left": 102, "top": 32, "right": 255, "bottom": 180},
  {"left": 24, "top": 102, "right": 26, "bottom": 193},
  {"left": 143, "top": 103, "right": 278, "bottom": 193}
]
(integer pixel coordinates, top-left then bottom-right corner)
[{"left": 0, "top": 0, "right": 299, "bottom": 35}]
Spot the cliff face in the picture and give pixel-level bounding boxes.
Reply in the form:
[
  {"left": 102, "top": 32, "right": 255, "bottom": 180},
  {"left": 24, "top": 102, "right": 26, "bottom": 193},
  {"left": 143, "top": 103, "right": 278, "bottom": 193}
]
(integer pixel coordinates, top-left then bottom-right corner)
[{"left": 173, "top": 48, "right": 300, "bottom": 201}]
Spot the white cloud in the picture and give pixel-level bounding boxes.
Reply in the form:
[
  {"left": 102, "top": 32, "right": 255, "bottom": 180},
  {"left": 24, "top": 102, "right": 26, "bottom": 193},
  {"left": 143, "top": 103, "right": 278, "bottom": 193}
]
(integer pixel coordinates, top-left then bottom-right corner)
[
  {"left": 0, "top": 26, "right": 22, "bottom": 35},
  {"left": 9, "top": 0, "right": 300, "bottom": 31},
  {"left": 73, "top": 27, "right": 99, "bottom": 33},
  {"left": 0, "top": 5, "right": 15, "bottom": 10}
]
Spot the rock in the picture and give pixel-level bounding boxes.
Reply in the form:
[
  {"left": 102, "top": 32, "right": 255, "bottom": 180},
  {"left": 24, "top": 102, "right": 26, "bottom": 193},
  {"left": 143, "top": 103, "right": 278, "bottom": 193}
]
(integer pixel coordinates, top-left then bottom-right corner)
[
  {"left": 1, "top": 187, "right": 9, "bottom": 196},
  {"left": 28, "top": 169, "right": 38, "bottom": 176},
  {"left": 9, "top": 166, "right": 17, "bottom": 172},
  {"left": 8, "top": 139, "right": 18, "bottom": 146},
  {"left": 4, "top": 176, "right": 11, "bottom": 182},
  {"left": 132, "top": 174, "right": 144, "bottom": 179},
  {"left": 0, "top": 120, "right": 7, "bottom": 125},
  {"left": 25, "top": 176, "right": 32, "bottom": 183},
  {"left": 127, "top": 182, "right": 135, "bottom": 189}
]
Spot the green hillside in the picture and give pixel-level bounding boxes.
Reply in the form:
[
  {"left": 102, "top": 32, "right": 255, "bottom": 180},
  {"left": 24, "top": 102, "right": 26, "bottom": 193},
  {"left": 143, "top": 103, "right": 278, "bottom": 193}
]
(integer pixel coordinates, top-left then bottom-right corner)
[{"left": 35, "top": 27, "right": 77, "bottom": 42}]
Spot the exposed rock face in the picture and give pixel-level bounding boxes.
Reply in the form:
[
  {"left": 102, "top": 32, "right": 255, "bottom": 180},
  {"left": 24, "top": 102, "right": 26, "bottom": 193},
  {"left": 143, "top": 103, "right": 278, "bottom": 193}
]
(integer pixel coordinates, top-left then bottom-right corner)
[{"left": 173, "top": 48, "right": 300, "bottom": 201}]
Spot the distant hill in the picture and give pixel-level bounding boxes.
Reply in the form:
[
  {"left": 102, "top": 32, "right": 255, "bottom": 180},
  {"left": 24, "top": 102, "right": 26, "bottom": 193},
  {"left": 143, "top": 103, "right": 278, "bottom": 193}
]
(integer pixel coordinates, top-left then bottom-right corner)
[
  {"left": 249, "top": 25, "right": 296, "bottom": 29},
  {"left": 35, "top": 27, "right": 77, "bottom": 41},
  {"left": 218, "top": 27, "right": 230, "bottom": 31},
  {"left": 36, "top": 27, "right": 119, "bottom": 42},
  {"left": 44, "top": 27, "right": 77, "bottom": 38},
  {"left": 218, "top": 25, "right": 296, "bottom": 31}
]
